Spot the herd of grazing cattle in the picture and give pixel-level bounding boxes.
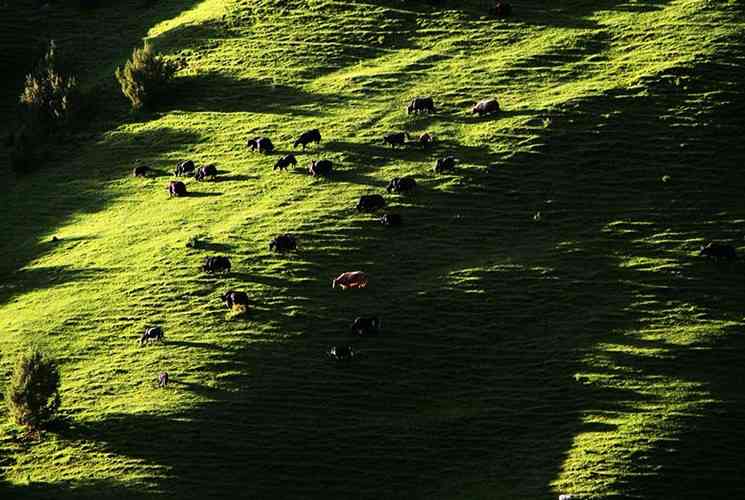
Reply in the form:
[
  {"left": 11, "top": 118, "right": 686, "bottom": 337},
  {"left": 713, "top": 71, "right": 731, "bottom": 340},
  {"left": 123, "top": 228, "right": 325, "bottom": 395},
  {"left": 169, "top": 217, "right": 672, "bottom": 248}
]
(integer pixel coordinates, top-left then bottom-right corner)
[
  {"left": 133, "top": 93, "right": 513, "bottom": 374},
  {"left": 128, "top": 51, "right": 740, "bottom": 381}
]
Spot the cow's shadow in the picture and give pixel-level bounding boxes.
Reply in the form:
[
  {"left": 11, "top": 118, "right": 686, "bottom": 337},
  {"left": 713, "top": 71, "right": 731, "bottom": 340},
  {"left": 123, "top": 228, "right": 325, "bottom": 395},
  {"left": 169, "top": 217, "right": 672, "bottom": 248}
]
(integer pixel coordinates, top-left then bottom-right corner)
[{"left": 184, "top": 191, "right": 223, "bottom": 198}]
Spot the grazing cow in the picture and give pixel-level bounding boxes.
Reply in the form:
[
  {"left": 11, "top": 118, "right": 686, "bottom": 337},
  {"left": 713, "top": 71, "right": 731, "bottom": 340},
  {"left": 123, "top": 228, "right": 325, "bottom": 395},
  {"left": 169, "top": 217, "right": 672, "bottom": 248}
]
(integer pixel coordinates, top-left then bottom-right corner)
[
  {"left": 195, "top": 164, "right": 218, "bottom": 181},
  {"left": 248, "top": 136, "right": 274, "bottom": 154},
  {"left": 384, "top": 132, "right": 408, "bottom": 148},
  {"left": 274, "top": 154, "right": 297, "bottom": 171},
  {"left": 434, "top": 156, "right": 457, "bottom": 173},
  {"left": 386, "top": 176, "right": 417, "bottom": 194},
  {"left": 140, "top": 326, "right": 164, "bottom": 345},
  {"left": 352, "top": 316, "right": 381, "bottom": 337},
  {"left": 327, "top": 345, "right": 355, "bottom": 362},
  {"left": 333, "top": 271, "right": 369, "bottom": 289},
  {"left": 222, "top": 290, "right": 249, "bottom": 310},
  {"left": 699, "top": 242, "right": 737, "bottom": 260},
  {"left": 407, "top": 96, "right": 435, "bottom": 114},
  {"left": 418, "top": 132, "right": 435, "bottom": 146},
  {"left": 293, "top": 129, "right": 322, "bottom": 150},
  {"left": 493, "top": 1, "right": 512, "bottom": 17},
  {"left": 203, "top": 256, "right": 231, "bottom": 273},
  {"left": 472, "top": 98, "right": 501, "bottom": 116},
  {"left": 174, "top": 159, "right": 195, "bottom": 176},
  {"left": 309, "top": 159, "right": 333, "bottom": 177},
  {"left": 270, "top": 234, "right": 297, "bottom": 253},
  {"left": 132, "top": 165, "right": 151, "bottom": 177},
  {"left": 168, "top": 180, "right": 187, "bottom": 197},
  {"left": 356, "top": 194, "right": 386, "bottom": 212},
  {"left": 379, "top": 213, "right": 402, "bottom": 226},
  {"left": 158, "top": 372, "right": 169, "bottom": 388}
]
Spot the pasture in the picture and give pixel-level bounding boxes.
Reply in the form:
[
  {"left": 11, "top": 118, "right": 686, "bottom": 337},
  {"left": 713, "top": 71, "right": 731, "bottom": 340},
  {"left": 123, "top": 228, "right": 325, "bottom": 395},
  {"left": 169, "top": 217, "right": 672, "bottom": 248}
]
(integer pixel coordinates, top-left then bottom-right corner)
[{"left": 1, "top": 0, "right": 744, "bottom": 498}]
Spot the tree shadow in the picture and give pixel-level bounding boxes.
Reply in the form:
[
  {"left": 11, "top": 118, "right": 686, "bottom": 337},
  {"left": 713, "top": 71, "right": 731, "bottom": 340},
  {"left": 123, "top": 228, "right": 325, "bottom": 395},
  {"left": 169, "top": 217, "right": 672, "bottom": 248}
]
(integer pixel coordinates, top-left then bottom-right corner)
[
  {"left": 0, "top": 266, "right": 107, "bottom": 307},
  {"left": 0, "top": 126, "right": 201, "bottom": 281},
  {"left": 163, "top": 71, "right": 344, "bottom": 116}
]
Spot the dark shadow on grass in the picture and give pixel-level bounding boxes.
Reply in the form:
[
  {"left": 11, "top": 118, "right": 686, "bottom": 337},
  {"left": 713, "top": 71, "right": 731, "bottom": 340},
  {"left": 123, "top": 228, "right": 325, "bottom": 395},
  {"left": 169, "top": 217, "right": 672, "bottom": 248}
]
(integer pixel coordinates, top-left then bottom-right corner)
[
  {"left": 5, "top": 10, "right": 744, "bottom": 500},
  {"left": 163, "top": 71, "right": 344, "bottom": 116},
  {"left": 0, "top": 126, "right": 202, "bottom": 294},
  {"left": 186, "top": 242, "right": 236, "bottom": 253},
  {"left": 216, "top": 174, "right": 259, "bottom": 183},
  {"left": 48, "top": 44, "right": 740, "bottom": 500},
  {"left": 438, "top": 0, "right": 675, "bottom": 29},
  {"left": 0, "top": 266, "right": 107, "bottom": 307},
  {"left": 183, "top": 191, "right": 223, "bottom": 198}
]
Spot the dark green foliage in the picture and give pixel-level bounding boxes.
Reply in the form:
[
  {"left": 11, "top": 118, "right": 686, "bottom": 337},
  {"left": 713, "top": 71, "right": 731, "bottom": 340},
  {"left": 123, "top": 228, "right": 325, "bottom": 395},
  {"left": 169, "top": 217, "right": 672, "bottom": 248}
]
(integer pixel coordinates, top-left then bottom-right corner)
[
  {"left": 10, "top": 41, "right": 80, "bottom": 173},
  {"left": 19, "top": 40, "right": 80, "bottom": 136},
  {"left": 115, "top": 42, "right": 176, "bottom": 110},
  {"left": 6, "top": 349, "right": 61, "bottom": 430}
]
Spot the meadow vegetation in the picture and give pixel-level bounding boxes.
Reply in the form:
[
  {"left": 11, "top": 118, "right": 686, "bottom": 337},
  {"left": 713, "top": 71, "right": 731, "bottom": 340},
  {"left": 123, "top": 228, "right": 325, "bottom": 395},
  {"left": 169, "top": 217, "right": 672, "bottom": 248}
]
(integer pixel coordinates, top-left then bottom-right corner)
[{"left": 0, "top": 0, "right": 744, "bottom": 499}]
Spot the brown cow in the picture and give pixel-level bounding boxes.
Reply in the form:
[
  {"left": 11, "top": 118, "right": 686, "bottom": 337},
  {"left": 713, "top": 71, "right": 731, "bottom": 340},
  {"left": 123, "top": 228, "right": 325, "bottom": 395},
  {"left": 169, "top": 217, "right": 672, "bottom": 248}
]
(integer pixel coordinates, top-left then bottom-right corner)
[
  {"left": 332, "top": 271, "right": 369, "bottom": 289},
  {"left": 472, "top": 98, "right": 501, "bottom": 116}
]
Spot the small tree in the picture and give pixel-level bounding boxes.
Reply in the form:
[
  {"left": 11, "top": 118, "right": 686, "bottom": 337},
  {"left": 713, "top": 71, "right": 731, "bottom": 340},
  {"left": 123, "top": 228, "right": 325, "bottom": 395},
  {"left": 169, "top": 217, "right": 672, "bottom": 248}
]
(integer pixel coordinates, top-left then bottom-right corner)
[
  {"left": 19, "top": 40, "right": 80, "bottom": 135},
  {"left": 115, "top": 42, "right": 176, "bottom": 110},
  {"left": 11, "top": 41, "right": 80, "bottom": 173},
  {"left": 6, "top": 349, "right": 61, "bottom": 430}
]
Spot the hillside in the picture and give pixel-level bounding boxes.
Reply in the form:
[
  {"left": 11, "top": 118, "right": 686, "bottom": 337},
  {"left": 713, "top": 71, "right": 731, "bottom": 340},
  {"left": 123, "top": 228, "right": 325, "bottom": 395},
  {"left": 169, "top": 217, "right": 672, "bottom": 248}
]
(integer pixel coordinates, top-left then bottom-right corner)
[{"left": 1, "top": 0, "right": 744, "bottom": 499}]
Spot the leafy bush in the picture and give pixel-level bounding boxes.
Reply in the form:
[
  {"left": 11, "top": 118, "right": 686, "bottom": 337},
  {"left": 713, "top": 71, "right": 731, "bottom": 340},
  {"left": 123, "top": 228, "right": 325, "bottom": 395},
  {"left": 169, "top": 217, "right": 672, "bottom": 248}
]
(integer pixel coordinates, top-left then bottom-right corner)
[
  {"left": 6, "top": 349, "right": 62, "bottom": 430},
  {"left": 115, "top": 42, "right": 177, "bottom": 110},
  {"left": 10, "top": 41, "right": 80, "bottom": 173},
  {"left": 19, "top": 40, "right": 80, "bottom": 135}
]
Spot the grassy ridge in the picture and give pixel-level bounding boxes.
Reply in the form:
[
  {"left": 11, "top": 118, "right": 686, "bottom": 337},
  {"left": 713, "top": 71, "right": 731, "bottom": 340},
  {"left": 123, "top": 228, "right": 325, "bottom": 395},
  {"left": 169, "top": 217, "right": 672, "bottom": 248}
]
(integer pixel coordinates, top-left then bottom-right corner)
[{"left": 1, "top": 0, "right": 744, "bottom": 498}]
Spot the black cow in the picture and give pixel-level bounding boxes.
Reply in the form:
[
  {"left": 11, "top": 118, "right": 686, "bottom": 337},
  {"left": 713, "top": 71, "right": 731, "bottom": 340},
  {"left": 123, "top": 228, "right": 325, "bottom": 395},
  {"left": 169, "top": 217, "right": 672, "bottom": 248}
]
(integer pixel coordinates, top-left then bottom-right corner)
[
  {"left": 248, "top": 136, "right": 274, "bottom": 154},
  {"left": 222, "top": 290, "right": 249, "bottom": 309},
  {"left": 356, "top": 194, "right": 386, "bottom": 212},
  {"left": 203, "top": 256, "right": 231, "bottom": 273},
  {"left": 379, "top": 213, "right": 402, "bottom": 226},
  {"left": 158, "top": 372, "right": 169, "bottom": 387},
  {"left": 140, "top": 326, "right": 164, "bottom": 345},
  {"left": 386, "top": 176, "right": 417, "bottom": 194},
  {"left": 384, "top": 132, "right": 408, "bottom": 148},
  {"left": 274, "top": 154, "right": 297, "bottom": 171},
  {"left": 699, "top": 242, "right": 737, "bottom": 260},
  {"left": 352, "top": 316, "right": 381, "bottom": 337},
  {"left": 407, "top": 96, "right": 435, "bottom": 114},
  {"left": 494, "top": 1, "right": 512, "bottom": 18},
  {"left": 174, "top": 160, "right": 195, "bottom": 176},
  {"left": 327, "top": 345, "right": 355, "bottom": 362},
  {"left": 195, "top": 164, "right": 218, "bottom": 181},
  {"left": 434, "top": 156, "right": 457, "bottom": 173},
  {"left": 270, "top": 234, "right": 297, "bottom": 253},
  {"left": 132, "top": 165, "right": 151, "bottom": 177},
  {"left": 294, "top": 129, "right": 321, "bottom": 150},
  {"left": 168, "top": 181, "right": 187, "bottom": 197},
  {"left": 309, "top": 159, "right": 333, "bottom": 177}
]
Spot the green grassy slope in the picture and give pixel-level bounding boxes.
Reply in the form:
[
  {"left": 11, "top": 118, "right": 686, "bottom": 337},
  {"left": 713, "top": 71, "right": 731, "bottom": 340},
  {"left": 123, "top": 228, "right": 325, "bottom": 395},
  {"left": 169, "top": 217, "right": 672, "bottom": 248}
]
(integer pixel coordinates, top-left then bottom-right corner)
[{"left": 1, "top": 0, "right": 744, "bottom": 498}]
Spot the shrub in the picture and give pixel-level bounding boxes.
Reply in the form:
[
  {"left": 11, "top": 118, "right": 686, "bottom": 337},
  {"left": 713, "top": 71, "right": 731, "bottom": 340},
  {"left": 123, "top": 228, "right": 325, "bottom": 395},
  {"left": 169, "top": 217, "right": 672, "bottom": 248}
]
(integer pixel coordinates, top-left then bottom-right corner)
[
  {"left": 11, "top": 41, "right": 80, "bottom": 173},
  {"left": 19, "top": 40, "right": 80, "bottom": 135},
  {"left": 6, "top": 349, "right": 61, "bottom": 430},
  {"left": 115, "top": 42, "right": 176, "bottom": 110}
]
